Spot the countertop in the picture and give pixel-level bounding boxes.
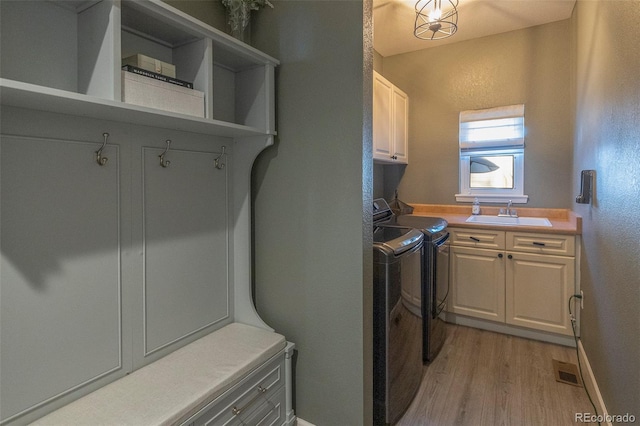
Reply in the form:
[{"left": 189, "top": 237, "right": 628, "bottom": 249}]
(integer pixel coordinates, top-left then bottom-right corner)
[{"left": 409, "top": 204, "right": 581, "bottom": 235}]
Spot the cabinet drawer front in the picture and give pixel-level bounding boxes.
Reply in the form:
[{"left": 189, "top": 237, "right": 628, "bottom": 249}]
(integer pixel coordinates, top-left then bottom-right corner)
[
  {"left": 507, "top": 232, "right": 575, "bottom": 256},
  {"left": 186, "top": 353, "right": 285, "bottom": 426},
  {"left": 242, "top": 386, "right": 286, "bottom": 426},
  {"left": 450, "top": 228, "right": 506, "bottom": 249}
]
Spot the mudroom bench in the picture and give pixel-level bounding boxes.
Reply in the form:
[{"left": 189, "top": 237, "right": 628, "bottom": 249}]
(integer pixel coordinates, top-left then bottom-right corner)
[{"left": 31, "top": 323, "right": 295, "bottom": 426}]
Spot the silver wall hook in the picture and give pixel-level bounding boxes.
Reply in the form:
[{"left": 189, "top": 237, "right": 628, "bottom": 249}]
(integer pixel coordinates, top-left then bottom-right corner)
[
  {"left": 159, "top": 140, "right": 171, "bottom": 168},
  {"left": 214, "top": 146, "right": 226, "bottom": 170},
  {"left": 96, "top": 133, "right": 109, "bottom": 166}
]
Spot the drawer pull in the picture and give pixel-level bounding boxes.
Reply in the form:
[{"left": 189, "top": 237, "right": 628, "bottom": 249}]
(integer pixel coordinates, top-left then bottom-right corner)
[
  {"left": 469, "top": 236, "right": 481, "bottom": 242},
  {"left": 532, "top": 242, "right": 546, "bottom": 247},
  {"left": 232, "top": 386, "right": 267, "bottom": 416}
]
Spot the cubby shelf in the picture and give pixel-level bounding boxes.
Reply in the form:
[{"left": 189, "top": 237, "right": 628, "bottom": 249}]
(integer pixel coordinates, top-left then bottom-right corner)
[
  {"left": 0, "top": 0, "right": 278, "bottom": 138},
  {"left": 0, "top": 79, "right": 271, "bottom": 138}
]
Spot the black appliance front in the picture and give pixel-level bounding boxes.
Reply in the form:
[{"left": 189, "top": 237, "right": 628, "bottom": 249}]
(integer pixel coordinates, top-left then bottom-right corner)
[
  {"left": 392, "top": 214, "right": 450, "bottom": 363},
  {"left": 372, "top": 221, "right": 424, "bottom": 425},
  {"left": 426, "top": 231, "right": 449, "bottom": 362}
]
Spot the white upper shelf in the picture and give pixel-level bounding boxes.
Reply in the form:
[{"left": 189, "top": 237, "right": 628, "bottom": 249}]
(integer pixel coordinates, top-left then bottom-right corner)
[
  {"left": 122, "top": 0, "right": 279, "bottom": 69},
  {"left": 0, "top": 79, "right": 271, "bottom": 138},
  {"left": 0, "top": 0, "right": 278, "bottom": 138}
]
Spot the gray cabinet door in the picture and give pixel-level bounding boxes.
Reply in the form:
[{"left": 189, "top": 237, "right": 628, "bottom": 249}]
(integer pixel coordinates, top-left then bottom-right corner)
[
  {"left": 140, "top": 146, "right": 229, "bottom": 358},
  {"left": 0, "top": 136, "right": 122, "bottom": 421}
]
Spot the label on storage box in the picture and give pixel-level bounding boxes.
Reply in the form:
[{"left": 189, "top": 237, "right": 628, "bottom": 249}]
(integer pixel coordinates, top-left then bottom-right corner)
[{"left": 122, "top": 65, "right": 193, "bottom": 88}]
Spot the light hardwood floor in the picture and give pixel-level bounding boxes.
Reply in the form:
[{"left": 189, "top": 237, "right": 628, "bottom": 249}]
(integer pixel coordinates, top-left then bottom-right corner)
[{"left": 397, "top": 324, "right": 594, "bottom": 426}]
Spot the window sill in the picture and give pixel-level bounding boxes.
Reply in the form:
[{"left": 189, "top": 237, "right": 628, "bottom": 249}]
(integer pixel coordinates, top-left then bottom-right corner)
[{"left": 455, "top": 194, "right": 529, "bottom": 204}]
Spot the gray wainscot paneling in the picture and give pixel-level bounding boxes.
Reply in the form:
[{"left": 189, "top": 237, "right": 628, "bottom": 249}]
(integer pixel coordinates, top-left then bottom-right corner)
[
  {"left": 0, "top": 107, "right": 235, "bottom": 424},
  {"left": 140, "top": 146, "right": 229, "bottom": 357},
  {"left": 1, "top": 135, "right": 121, "bottom": 421}
]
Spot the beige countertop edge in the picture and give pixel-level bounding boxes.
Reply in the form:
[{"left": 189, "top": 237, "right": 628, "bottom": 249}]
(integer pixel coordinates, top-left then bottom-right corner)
[{"left": 409, "top": 204, "right": 582, "bottom": 235}]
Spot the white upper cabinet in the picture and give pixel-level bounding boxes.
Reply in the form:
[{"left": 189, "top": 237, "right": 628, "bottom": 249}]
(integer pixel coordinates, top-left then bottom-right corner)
[
  {"left": 373, "top": 71, "right": 408, "bottom": 164},
  {"left": 0, "top": 0, "right": 278, "bottom": 137}
]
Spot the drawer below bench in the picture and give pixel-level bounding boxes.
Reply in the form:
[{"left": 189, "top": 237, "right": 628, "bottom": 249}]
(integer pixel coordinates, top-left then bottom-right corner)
[{"left": 181, "top": 352, "right": 285, "bottom": 426}]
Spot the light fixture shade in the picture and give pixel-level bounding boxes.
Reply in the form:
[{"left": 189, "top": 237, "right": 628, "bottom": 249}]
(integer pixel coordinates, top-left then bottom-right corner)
[{"left": 414, "top": 0, "right": 459, "bottom": 40}]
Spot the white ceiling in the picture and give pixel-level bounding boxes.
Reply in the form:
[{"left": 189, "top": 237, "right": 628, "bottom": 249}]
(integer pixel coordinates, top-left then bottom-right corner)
[{"left": 374, "top": 0, "right": 577, "bottom": 57}]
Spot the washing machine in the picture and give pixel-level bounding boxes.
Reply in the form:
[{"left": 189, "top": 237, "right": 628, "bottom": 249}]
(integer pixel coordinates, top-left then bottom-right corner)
[
  {"left": 387, "top": 214, "right": 449, "bottom": 363},
  {"left": 373, "top": 201, "right": 424, "bottom": 425},
  {"left": 374, "top": 199, "right": 450, "bottom": 363}
]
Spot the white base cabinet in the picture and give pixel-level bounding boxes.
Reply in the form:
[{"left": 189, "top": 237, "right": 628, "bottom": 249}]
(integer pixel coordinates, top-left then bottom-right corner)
[
  {"left": 506, "top": 251, "right": 575, "bottom": 335},
  {"left": 450, "top": 246, "right": 506, "bottom": 322},
  {"left": 448, "top": 228, "right": 578, "bottom": 338}
]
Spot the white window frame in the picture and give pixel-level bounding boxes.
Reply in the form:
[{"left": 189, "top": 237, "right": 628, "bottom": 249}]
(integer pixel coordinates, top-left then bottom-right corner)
[
  {"left": 455, "top": 104, "right": 528, "bottom": 204},
  {"left": 456, "top": 149, "right": 527, "bottom": 203}
]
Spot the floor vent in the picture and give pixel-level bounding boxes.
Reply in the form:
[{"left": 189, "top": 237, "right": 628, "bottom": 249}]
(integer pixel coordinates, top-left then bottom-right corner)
[{"left": 552, "top": 359, "right": 583, "bottom": 387}]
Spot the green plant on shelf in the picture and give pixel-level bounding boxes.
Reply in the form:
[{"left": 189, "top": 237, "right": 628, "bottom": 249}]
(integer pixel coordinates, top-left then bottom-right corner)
[{"left": 221, "top": 0, "right": 274, "bottom": 40}]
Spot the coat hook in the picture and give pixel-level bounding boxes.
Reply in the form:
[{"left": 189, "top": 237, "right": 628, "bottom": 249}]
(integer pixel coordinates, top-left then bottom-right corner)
[
  {"left": 159, "top": 140, "right": 171, "bottom": 168},
  {"left": 96, "top": 133, "right": 109, "bottom": 166},
  {"left": 214, "top": 146, "right": 226, "bottom": 170}
]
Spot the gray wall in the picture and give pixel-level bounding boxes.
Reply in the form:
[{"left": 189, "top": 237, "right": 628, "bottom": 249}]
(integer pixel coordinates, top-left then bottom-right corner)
[
  {"left": 573, "top": 0, "right": 640, "bottom": 416},
  {"left": 251, "top": 2, "right": 373, "bottom": 424},
  {"left": 163, "top": 0, "right": 640, "bottom": 420},
  {"left": 378, "top": 21, "right": 574, "bottom": 208},
  {"left": 166, "top": 1, "right": 373, "bottom": 423},
  {"left": 163, "top": 0, "right": 227, "bottom": 34}
]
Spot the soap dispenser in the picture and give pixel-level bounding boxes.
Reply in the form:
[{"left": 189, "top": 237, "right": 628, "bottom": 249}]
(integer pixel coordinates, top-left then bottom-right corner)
[{"left": 472, "top": 198, "right": 480, "bottom": 215}]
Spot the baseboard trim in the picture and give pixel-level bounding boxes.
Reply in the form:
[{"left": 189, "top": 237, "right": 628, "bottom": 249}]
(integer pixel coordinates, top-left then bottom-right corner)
[
  {"left": 577, "top": 340, "right": 611, "bottom": 426},
  {"left": 443, "top": 313, "right": 576, "bottom": 347}
]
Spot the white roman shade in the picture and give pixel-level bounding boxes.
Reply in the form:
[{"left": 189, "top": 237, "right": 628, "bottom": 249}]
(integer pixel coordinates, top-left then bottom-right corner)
[{"left": 459, "top": 104, "right": 525, "bottom": 150}]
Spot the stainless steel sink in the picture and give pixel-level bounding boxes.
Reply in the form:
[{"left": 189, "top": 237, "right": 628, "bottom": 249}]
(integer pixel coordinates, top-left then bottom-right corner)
[{"left": 466, "top": 215, "right": 552, "bottom": 227}]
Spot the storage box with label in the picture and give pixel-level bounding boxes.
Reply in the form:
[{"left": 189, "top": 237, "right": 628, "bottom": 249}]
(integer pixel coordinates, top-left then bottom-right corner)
[
  {"left": 122, "top": 54, "right": 176, "bottom": 78},
  {"left": 122, "top": 71, "right": 205, "bottom": 117}
]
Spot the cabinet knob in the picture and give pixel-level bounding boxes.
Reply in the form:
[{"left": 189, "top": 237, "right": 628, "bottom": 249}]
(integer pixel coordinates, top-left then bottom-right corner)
[
  {"left": 232, "top": 385, "right": 268, "bottom": 416},
  {"left": 498, "top": 253, "right": 503, "bottom": 258},
  {"left": 508, "top": 254, "right": 513, "bottom": 259}
]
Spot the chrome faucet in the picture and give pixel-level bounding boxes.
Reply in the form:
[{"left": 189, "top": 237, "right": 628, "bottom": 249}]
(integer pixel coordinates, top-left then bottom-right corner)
[{"left": 498, "top": 200, "right": 518, "bottom": 217}]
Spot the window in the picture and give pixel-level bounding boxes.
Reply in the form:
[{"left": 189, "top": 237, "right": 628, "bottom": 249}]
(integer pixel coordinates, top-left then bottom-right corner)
[
  {"left": 470, "top": 155, "right": 514, "bottom": 189},
  {"left": 455, "top": 104, "right": 528, "bottom": 203}
]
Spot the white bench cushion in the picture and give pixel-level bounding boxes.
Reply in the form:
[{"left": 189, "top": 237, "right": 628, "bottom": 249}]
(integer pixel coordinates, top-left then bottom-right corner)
[{"left": 31, "top": 323, "right": 286, "bottom": 426}]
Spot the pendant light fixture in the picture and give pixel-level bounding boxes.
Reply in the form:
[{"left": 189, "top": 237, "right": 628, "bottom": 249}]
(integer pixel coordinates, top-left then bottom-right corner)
[{"left": 414, "top": 0, "right": 459, "bottom": 40}]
